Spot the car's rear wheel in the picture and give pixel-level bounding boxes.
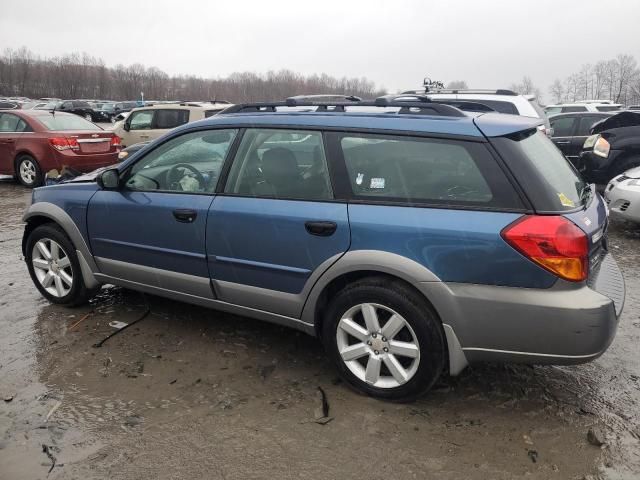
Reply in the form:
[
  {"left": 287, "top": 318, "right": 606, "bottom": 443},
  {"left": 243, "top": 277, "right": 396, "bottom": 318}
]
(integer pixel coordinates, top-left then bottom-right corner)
[
  {"left": 322, "top": 277, "right": 446, "bottom": 401},
  {"left": 26, "top": 224, "right": 100, "bottom": 306},
  {"left": 16, "top": 155, "right": 42, "bottom": 187}
]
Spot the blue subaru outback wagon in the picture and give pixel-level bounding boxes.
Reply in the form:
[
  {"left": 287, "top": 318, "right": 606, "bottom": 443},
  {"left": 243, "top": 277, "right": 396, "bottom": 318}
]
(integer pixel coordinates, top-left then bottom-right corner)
[{"left": 23, "top": 95, "right": 625, "bottom": 400}]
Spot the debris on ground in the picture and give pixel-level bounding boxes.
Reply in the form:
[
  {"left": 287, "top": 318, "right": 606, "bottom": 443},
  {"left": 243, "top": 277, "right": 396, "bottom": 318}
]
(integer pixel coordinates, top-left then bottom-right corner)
[
  {"left": 108, "top": 320, "right": 129, "bottom": 329},
  {"left": 68, "top": 312, "right": 93, "bottom": 331},
  {"left": 41, "top": 444, "right": 57, "bottom": 474},
  {"left": 93, "top": 305, "right": 150, "bottom": 348},
  {"left": 313, "top": 387, "right": 333, "bottom": 425},
  {"left": 527, "top": 449, "right": 538, "bottom": 463},
  {"left": 587, "top": 427, "right": 606, "bottom": 447},
  {"left": 3, "top": 394, "right": 14, "bottom": 402},
  {"left": 123, "top": 415, "right": 142, "bottom": 427},
  {"left": 45, "top": 400, "right": 62, "bottom": 422}
]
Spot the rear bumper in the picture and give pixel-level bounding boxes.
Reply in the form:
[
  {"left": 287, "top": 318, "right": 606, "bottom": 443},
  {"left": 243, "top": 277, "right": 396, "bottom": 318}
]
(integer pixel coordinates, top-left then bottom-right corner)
[
  {"left": 51, "top": 150, "right": 119, "bottom": 173},
  {"left": 423, "top": 253, "right": 624, "bottom": 367}
]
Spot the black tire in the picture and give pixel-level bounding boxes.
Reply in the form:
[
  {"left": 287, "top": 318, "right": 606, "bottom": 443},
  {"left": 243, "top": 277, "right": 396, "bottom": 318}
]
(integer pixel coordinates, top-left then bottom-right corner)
[
  {"left": 16, "top": 154, "right": 42, "bottom": 187},
  {"left": 321, "top": 276, "right": 446, "bottom": 402},
  {"left": 25, "top": 224, "right": 100, "bottom": 306},
  {"left": 611, "top": 155, "right": 640, "bottom": 180}
]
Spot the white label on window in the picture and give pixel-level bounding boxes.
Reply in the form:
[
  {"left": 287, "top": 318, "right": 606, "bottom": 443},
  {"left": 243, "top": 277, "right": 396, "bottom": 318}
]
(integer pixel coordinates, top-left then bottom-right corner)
[
  {"left": 356, "top": 173, "right": 364, "bottom": 185},
  {"left": 370, "top": 177, "right": 385, "bottom": 189}
]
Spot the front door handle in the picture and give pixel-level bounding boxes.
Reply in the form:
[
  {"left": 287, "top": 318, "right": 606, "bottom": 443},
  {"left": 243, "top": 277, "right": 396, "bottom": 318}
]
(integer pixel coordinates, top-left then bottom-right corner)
[
  {"left": 305, "top": 221, "right": 337, "bottom": 237},
  {"left": 173, "top": 209, "right": 197, "bottom": 223}
]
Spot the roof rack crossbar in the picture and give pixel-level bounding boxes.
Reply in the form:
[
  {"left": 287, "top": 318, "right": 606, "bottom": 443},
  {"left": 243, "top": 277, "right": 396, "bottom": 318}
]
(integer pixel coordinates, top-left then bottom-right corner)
[{"left": 285, "top": 94, "right": 362, "bottom": 106}]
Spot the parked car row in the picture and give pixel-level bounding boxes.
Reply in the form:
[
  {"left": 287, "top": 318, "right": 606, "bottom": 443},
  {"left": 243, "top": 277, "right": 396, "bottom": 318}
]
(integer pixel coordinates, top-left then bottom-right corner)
[{"left": 0, "top": 110, "right": 121, "bottom": 186}]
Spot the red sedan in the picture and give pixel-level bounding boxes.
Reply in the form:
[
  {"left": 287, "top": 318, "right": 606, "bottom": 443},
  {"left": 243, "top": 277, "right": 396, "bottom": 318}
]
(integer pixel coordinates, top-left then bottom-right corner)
[{"left": 0, "top": 110, "right": 121, "bottom": 187}]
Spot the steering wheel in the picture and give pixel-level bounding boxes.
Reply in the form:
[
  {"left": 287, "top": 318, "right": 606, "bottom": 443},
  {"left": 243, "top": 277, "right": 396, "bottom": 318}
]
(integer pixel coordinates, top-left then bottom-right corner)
[{"left": 167, "top": 163, "right": 207, "bottom": 191}]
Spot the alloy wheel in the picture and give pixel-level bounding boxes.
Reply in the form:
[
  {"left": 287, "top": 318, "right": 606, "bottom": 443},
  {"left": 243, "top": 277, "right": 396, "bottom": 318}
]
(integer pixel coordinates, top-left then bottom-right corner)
[
  {"left": 19, "top": 159, "right": 37, "bottom": 185},
  {"left": 31, "top": 238, "right": 73, "bottom": 297},
  {"left": 336, "top": 303, "right": 420, "bottom": 389}
]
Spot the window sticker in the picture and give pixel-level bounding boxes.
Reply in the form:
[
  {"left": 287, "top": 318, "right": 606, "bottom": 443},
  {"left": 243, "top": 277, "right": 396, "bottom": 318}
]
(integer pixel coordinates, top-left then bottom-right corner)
[
  {"left": 356, "top": 172, "right": 364, "bottom": 185},
  {"left": 557, "top": 192, "right": 575, "bottom": 208},
  {"left": 370, "top": 177, "right": 385, "bottom": 189}
]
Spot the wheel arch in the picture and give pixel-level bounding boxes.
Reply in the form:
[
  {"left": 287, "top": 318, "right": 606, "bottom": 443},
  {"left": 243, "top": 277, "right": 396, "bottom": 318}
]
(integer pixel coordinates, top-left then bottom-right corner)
[
  {"left": 23, "top": 203, "right": 100, "bottom": 288},
  {"left": 300, "top": 250, "right": 469, "bottom": 376}
]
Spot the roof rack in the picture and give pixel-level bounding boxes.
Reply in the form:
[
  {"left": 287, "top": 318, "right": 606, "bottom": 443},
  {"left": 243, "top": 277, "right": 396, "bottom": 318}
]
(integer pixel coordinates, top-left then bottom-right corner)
[
  {"left": 403, "top": 88, "right": 518, "bottom": 96},
  {"left": 222, "top": 94, "right": 467, "bottom": 117}
]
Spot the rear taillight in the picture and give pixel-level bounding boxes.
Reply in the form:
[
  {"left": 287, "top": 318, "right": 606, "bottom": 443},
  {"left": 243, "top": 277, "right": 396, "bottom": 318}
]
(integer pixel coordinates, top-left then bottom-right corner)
[
  {"left": 111, "top": 135, "right": 121, "bottom": 148},
  {"left": 501, "top": 215, "right": 588, "bottom": 282},
  {"left": 49, "top": 137, "right": 79, "bottom": 151}
]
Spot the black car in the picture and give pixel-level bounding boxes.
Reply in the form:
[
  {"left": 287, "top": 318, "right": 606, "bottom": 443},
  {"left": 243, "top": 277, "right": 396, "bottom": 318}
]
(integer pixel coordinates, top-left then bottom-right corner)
[
  {"left": 38, "top": 100, "right": 101, "bottom": 122},
  {"left": 113, "top": 101, "right": 139, "bottom": 114},
  {"left": 549, "top": 112, "right": 613, "bottom": 162},
  {"left": 578, "top": 111, "right": 640, "bottom": 184},
  {"left": 0, "top": 101, "right": 20, "bottom": 109},
  {"left": 93, "top": 102, "right": 118, "bottom": 122}
]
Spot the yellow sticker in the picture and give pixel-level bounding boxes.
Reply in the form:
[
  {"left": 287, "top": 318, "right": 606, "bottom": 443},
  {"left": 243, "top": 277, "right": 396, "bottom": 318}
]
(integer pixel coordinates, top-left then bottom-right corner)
[{"left": 557, "top": 192, "right": 575, "bottom": 207}]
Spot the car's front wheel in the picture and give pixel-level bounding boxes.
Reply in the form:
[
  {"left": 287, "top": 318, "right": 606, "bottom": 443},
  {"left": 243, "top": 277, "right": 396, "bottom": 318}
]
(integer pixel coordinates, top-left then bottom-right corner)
[
  {"left": 84, "top": 113, "right": 92, "bottom": 122},
  {"left": 322, "top": 277, "right": 446, "bottom": 401},
  {"left": 25, "top": 224, "right": 100, "bottom": 306}
]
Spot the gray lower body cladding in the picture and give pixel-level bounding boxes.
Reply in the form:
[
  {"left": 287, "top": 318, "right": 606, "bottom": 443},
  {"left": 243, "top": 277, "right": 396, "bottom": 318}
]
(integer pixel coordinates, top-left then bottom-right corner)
[{"left": 424, "top": 253, "right": 624, "bottom": 367}]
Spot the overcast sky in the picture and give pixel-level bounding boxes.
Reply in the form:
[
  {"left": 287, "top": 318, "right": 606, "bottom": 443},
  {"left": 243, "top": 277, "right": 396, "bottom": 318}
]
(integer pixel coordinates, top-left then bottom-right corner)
[{"left": 1, "top": 0, "right": 639, "bottom": 97}]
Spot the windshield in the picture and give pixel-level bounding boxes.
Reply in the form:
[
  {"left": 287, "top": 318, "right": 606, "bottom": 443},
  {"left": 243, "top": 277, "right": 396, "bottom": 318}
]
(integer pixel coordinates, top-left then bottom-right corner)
[
  {"left": 37, "top": 114, "right": 101, "bottom": 131},
  {"left": 100, "top": 104, "right": 115, "bottom": 112},
  {"left": 544, "top": 106, "right": 562, "bottom": 116},
  {"left": 502, "top": 130, "right": 587, "bottom": 210}
]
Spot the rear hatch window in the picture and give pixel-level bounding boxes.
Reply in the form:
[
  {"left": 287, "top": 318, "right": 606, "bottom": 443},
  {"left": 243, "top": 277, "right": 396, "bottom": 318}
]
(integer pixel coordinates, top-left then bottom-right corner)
[
  {"left": 37, "top": 114, "right": 101, "bottom": 131},
  {"left": 492, "top": 129, "right": 587, "bottom": 212}
]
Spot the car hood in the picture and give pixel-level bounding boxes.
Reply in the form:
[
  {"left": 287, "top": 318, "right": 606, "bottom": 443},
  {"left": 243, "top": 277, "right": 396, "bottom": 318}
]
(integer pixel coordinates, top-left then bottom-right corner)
[
  {"left": 622, "top": 165, "right": 640, "bottom": 179},
  {"left": 591, "top": 111, "right": 640, "bottom": 133},
  {"left": 65, "top": 167, "right": 110, "bottom": 183}
]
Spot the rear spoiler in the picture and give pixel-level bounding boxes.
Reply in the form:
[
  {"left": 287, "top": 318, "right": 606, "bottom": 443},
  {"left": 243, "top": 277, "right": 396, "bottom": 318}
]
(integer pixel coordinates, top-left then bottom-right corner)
[{"left": 473, "top": 113, "right": 544, "bottom": 137}]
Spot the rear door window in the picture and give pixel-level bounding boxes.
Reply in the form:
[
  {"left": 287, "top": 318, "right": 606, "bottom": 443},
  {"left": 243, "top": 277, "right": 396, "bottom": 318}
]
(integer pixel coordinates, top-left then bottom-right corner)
[
  {"left": 577, "top": 116, "right": 605, "bottom": 136},
  {"left": 0, "top": 113, "right": 20, "bottom": 132},
  {"left": 225, "top": 129, "right": 332, "bottom": 200},
  {"left": 333, "top": 133, "right": 523, "bottom": 209},
  {"left": 153, "top": 109, "right": 189, "bottom": 129},
  {"left": 550, "top": 116, "right": 576, "bottom": 137}
]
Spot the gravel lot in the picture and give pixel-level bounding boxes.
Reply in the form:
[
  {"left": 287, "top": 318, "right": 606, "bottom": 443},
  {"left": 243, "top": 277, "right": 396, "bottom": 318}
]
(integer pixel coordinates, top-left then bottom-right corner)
[{"left": 1, "top": 178, "right": 639, "bottom": 479}]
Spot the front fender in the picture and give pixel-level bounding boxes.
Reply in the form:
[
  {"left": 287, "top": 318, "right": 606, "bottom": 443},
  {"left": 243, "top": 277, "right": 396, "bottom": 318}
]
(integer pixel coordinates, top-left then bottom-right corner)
[{"left": 23, "top": 202, "right": 100, "bottom": 288}]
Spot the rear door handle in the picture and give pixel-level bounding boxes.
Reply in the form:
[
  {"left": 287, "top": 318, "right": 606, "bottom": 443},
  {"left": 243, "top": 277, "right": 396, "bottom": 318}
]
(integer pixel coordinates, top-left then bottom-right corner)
[
  {"left": 554, "top": 140, "right": 570, "bottom": 145},
  {"left": 173, "top": 209, "right": 197, "bottom": 223},
  {"left": 305, "top": 221, "right": 337, "bottom": 236}
]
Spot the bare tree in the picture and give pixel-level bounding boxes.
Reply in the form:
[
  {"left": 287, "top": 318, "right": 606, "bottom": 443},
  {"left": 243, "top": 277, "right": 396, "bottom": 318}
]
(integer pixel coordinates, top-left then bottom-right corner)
[{"left": 549, "top": 79, "right": 564, "bottom": 103}]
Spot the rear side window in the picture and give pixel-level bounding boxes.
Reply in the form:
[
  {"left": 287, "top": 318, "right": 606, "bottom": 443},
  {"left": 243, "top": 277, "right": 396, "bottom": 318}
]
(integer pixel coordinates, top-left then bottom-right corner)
[
  {"left": 475, "top": 100, "right": 518, "bottom": 115},
  {"left": 153, "top": 109, "right": 189, "bottom": 129},
  {"left": 335, "top": 133, "right": 522, "bottom": 209},
  {"left": 204, "top": 109, "right": 223, "bottom": 118},
  {"left": 37, "top": 114, "right": 101, "bottom": 131},
  {"left": 562, "top": 106, "right": 588, "bottom": 113},
  {"left": 73, "top": 101, "right": 91, "bottom": 108},
  {"left": 596, "top": 105, "right": 621, "bottom": 112}
]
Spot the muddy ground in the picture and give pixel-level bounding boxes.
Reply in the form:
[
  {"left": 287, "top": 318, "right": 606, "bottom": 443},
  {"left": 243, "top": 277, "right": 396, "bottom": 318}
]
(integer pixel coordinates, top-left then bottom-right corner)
[{"left": 0, "top": 178, "right": 638, "bottom": 480}]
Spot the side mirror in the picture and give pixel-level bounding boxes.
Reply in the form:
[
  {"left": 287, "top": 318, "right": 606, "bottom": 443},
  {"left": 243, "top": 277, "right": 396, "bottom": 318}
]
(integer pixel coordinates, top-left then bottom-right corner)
[
  {"left": 123, "top": 122, "right": 131, "bottom": 132},
  {"left": 97, "top": 168, "right": 120, "bottom": 190}
]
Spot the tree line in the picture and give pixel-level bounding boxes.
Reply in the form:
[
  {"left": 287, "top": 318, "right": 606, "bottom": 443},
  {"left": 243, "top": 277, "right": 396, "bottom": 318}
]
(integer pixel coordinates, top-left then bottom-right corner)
[
  {"left": 0, "top": 47, "right": 385, "bottom": 102},
  {"left": 548, "top": 54, "right": 640, "bottom": 105}
]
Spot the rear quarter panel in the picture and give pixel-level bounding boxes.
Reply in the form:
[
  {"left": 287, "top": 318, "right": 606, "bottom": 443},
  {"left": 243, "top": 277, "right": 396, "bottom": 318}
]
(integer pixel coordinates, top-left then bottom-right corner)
[{"left": 347, "top": 204, "right": 557, "bottom": 288}]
